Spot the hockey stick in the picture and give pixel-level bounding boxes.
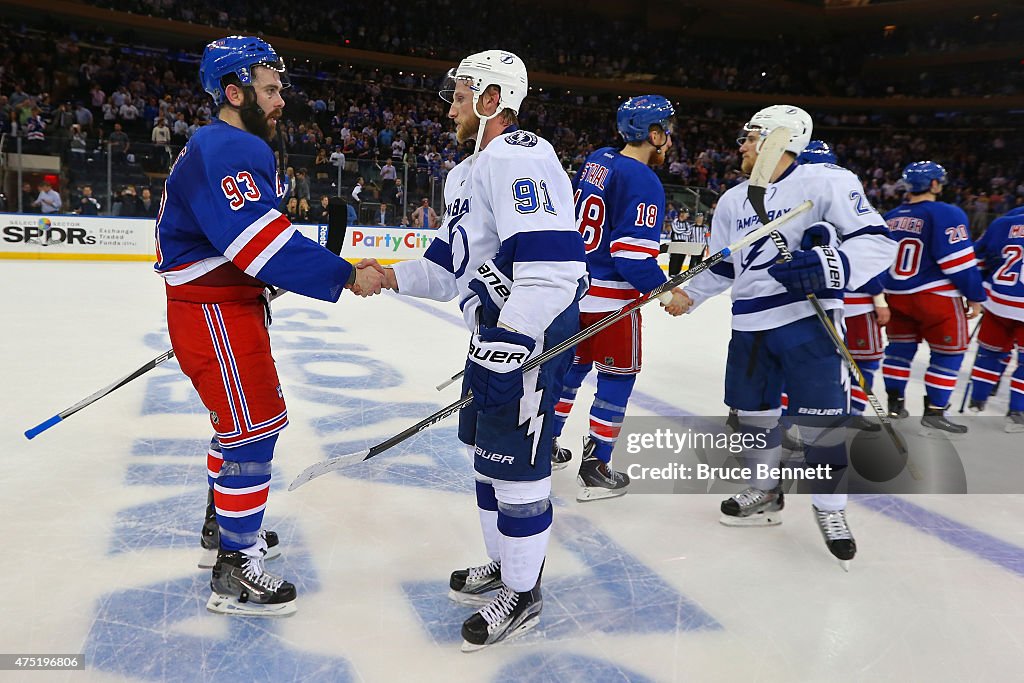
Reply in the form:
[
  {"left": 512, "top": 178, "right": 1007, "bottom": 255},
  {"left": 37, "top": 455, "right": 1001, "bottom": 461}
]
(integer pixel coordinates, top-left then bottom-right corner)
[
  {"left": 24, "top": 207, "right": 347, "bottom": 440},
  {"left": 288, "top": 199, "right": 814, "bottom": 490},
  {"left": 748, "top": 127, "right": 915, "bottom": 476},
  {"left": 957, "top": 312, "right": 984, "bottom": 413}
]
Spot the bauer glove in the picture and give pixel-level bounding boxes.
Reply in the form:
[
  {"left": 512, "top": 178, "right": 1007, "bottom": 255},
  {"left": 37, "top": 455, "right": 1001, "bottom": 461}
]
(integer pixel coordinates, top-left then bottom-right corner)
[
  {"left": 466, "top": 325, "right": 536, "bottom": 411},
  {"left": 768, "top": 245, "right": 850, "bottom": 295}
]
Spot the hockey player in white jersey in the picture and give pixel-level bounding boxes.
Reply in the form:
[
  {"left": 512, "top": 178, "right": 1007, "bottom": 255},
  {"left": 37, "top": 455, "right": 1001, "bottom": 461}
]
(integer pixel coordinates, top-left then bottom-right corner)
[
  {"left": 679, "top": 105, "right": 897, "bottom": 568},
  {"left": 367, "top": 51, "right": 587, "bottom": 649}
]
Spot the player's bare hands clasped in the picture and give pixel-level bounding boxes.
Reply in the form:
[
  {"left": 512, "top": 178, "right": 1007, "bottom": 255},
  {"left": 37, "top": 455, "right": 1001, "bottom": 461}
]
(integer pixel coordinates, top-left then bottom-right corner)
[
  {"left": 348, "top": 259, "right": 386, "bottom": 297},
  {"left": 660, "top": 288, "right": 692, "bottom": 316}
]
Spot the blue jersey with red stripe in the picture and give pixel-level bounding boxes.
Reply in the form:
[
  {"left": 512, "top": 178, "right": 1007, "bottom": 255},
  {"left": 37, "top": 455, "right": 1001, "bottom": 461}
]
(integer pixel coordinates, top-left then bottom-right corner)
[
  {"left": 975, "top": 209, "right": 1024, "bottom": 321},
  {"left": 154, "top": 119, "right": 351, "bottom": 301},
  {"left": 882, "top": 200, "right": 985, "bottom": 302},
  {"left": 572, "top": 147, "right": 666, "bottom": 312}
]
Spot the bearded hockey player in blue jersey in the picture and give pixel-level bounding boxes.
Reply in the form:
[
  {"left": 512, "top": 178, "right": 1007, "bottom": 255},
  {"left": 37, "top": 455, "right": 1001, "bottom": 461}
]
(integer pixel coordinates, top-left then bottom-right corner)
[
  {"left": 881, "top": 161, "right": 985, "bottom": 435},
  {"left": 155, "top": 36, "right": 383, "bottom": 617},
  {"left": 549, "top": 95, "right": 687, "bottom": 502},
  {"left": 366, "top": 51, "right": 587, "bottom": 650},
  {"left": 679, "top": 105, "right": 897, "bottom": 569}
]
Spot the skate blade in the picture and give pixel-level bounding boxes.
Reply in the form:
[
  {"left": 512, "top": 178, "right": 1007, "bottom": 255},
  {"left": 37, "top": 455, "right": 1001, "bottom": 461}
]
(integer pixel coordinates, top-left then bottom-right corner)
[
  {"left": 839, "top": 560, "right": 851, "bottom": 573},
  {"left": 551, "top": 460, "right": 570, "bottom": 471},
  {"left": 460, "top": 613, "right": 540, "bottom": 653},
  {"left": 198, "top": 545, "right": 281, "bottom": 570},
  {"left": 1005, "top": 422, "right": 1024, "bottom": 434},
  {"left": 576, "top": 486, "right": 628, "bottom": 502},
  {"left": 719, "top": 511, "right": 782, "bottom": 527},
  {"left": 206, "top": 593, "right": 297, "bottom": 617},
  {"left": 447, "top": 589, "right": 499, "bottom": 607},
  {"left": 917, "top": 426, "right": 968, "bottom": 441}
]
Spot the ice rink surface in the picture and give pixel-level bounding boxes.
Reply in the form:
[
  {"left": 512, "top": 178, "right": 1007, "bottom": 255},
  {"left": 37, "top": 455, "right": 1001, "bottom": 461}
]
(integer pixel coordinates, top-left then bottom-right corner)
[{"left": 3, "top": 260, "right": 1022, "bottom": 683}]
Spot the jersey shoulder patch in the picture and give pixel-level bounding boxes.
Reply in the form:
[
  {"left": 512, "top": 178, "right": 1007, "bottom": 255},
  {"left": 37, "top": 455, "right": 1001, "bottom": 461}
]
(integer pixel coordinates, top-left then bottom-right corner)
[{"left": 504, "top": 130, "right": 538, "bottom": 147}]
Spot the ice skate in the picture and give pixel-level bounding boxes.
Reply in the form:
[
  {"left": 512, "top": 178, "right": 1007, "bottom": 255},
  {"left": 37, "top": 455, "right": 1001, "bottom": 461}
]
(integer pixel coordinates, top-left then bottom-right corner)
[
  {"left": 1006, "top": 411, "right": 1024, "bottom": 433},
  {"left": 920, "top": 397, "right": 968, "bottom": 439},
  {"left": 887, "top": 390, "right": 909, "bottom": 419},
  {"left": 449, "top": 559, "right": 502, "bottom": 606},
  {"left": 720, "top": 485, "right": 784, "bottom": 526},
  {"left": 813, "top": 505, "right": 856, "bottom": 571},
  {"left": 847, "top": 414, "right": 881, "bottom": 433},
  {"left": 968, "top": 398, "right": 987, "bottom": 414},
  {"left": 461, "top": 582, "right": 542, "bottom": 652},
  {"left": 199, "top": 490, "right": 280, "bottom": 568},
  {"left": 551, "top": 438, "right": 572, "bottom": 471},
  {"left": 206, "top": 548, "right": 297, "bottom": 617},
  {"left": 576, "top": 438, "right": 629, "bottom": 502}
]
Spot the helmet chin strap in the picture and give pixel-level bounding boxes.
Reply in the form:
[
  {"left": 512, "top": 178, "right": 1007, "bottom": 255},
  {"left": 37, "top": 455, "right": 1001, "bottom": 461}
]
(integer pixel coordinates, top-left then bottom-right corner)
[{"left": 471, "top": 91, "right": 503, "bottom": 155}]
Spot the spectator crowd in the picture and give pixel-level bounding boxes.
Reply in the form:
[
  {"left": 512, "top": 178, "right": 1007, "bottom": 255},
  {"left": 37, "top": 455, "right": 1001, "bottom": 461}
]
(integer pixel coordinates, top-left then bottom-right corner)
[{"left": 0, "top": 11, "right": 1021, "bottom": 232}]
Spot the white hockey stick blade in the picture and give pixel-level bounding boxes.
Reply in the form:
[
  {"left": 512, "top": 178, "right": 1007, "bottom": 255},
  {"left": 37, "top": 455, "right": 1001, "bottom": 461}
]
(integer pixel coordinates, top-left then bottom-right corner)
[
  {"left": 749, "top": 126, "right": 791, "bottom": 190},
  {"left": 288, "top": 449, "right": 371, "bottom": 491}
]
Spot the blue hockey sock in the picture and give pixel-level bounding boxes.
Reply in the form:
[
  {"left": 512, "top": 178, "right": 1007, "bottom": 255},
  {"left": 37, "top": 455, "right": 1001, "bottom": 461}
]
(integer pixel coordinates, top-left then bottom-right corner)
[
  {"left": 587, "top": 372, "right": 636, "bottom": 462},
  {"left": 971, "top": 346, "right": 1006, "bottom": 402},
  {"left": 554, "top": 362, "right": 591, "bottom": 438},
  {"left": 850, "top": 359, "right": 879, "bottom": 415},
  {"left": 213, "top": 435, "right": 275, "bottom": 552},
  {"left": 882, "top": 342, "right": 916, "bottom": 397},
  {"left": 924, "top": 352, "right": 963, "bottom": 408},
  {"left": 1011, "top": 355, "right": 1024, "bottom": 412}
]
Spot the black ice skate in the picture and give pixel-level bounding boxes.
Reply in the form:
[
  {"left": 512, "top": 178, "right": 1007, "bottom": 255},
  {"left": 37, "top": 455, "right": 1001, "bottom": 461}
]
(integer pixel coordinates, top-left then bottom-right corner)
[
  {"left": 920, "top": 397, "right": 968, "bottom": 439},
  {"left": 461, "top": 582, "right": 542, "bottom": 652},
  {"left": 813, "top": 505, "right": 856, "bottom": 572},
  {"left": 551, "top": 438, "right": 572, "bottom": 471},
  {"left": 1006, "top": 411, "right": 1024, "bottom": 433},
  {"left": 968, "top": 398, "right": 987, "bottom": 414},
  {"left": 887, "top": 390, "right": 909, "bottom": 419},
  {"left": 720, "top": 485, "right": 784, "bottom": 526},
  {"left": 449, "top": 559, "right": 502, "bottom": 606},
  {"left": 847, "top": 414, "right": 881, "bottom": 433},
  {"left": 199, "top": 489, "right": 280, "bottom": 569},
  {"left": 576, "top": 438, "right": 629, "bottom": 502},
  {"left": 207, "top": 549, "right": 297, "bottom": 617}
]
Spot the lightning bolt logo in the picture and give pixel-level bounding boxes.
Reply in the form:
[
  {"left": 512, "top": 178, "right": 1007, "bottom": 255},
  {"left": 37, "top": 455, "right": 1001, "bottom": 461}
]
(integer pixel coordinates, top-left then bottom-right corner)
[
  {"left": 739, "top": 235, "right": 776, "bottom": 273},
  {"left": 520, "top": 366, "right": 545, "bottom": 466}
]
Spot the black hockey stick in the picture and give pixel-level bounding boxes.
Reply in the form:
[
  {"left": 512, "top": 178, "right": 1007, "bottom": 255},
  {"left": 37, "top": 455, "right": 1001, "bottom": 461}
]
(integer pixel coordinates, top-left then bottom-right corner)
[
  {"left": 957, "top": 312, "right": 985, "bottom": 413},
  {"left": 288, "top": 200, "right": 814, "bottom": 490},
  {"left": 748, "top": 127, "right": 914, "bottom": 475},
  {"left": 24, "top": 198, "right": 348, "bottom": 440}
]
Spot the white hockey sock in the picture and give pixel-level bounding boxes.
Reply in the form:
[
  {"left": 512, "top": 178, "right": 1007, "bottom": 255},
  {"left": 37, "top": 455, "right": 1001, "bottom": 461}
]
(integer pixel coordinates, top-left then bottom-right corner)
[
  {"left": 478, "top": 509, "right": 500, "bottom": 563},
  {"left": 499, "top": 527, "right": 550, "bottom": 593}
]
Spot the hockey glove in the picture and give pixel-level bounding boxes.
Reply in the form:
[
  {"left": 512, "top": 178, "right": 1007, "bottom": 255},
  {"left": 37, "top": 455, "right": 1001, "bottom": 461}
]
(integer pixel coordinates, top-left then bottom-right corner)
[
  {"left": 768, "top": 246, "right": 850, "bottom": 295},
  {"left": 800, "top": 221, "right": 838, "bottom": 250},
  {"left": 466, "top": 325, "right": 536, "bottom": 411}
]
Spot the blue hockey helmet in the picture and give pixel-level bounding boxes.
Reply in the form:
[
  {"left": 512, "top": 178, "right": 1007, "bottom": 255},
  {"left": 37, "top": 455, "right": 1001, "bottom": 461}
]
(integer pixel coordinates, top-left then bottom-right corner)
[
  {"left": 797, "top": 139, "right": 836, "bottom": 165},
  {"left": 200, "top": 36, "right": 290, "bottom": 106},
  {"left": 617, "top": 95, "right": 674, "bottom": 143},
  {"left": 901, "top": 161, "right": 947, "bottom": 193}
]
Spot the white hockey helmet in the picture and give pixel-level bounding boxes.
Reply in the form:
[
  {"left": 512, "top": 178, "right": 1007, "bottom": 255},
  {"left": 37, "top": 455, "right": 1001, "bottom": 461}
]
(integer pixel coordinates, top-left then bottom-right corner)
[
  {"left": 439, "top": 50, "right": 529, "bottom": 116},
  {"left": 741, "top": 105, "right": 813, "bottom": 155}
]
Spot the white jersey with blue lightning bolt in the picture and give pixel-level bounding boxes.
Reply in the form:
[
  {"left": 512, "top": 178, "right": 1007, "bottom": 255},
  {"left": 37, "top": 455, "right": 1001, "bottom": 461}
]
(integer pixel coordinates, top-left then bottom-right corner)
[
  {"left": 390, "top": 129, "right": 586, "bottom": 340},
  {"left": 683, "top": 162, "right": 896, "bottom": 331}
]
